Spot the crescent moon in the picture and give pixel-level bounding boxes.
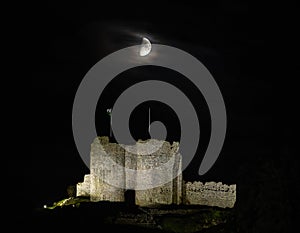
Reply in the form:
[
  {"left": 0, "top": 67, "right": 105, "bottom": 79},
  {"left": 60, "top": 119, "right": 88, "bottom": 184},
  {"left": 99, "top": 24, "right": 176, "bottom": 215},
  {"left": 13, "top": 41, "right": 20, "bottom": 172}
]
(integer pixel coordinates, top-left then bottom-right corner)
[{"left": 139, "top": 37, "right": 152, "bottom": 56}]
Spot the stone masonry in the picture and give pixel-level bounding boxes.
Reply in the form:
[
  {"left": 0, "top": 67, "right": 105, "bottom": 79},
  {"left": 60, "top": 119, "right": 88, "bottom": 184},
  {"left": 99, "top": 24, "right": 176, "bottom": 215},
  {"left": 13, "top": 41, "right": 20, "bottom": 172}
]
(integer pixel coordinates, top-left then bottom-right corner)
[
  {"left": 183, "top": 181, "right": 236, "bottom": 208},
  {"left": 77, "top": 136, "right": 236, "bottom": 208}
]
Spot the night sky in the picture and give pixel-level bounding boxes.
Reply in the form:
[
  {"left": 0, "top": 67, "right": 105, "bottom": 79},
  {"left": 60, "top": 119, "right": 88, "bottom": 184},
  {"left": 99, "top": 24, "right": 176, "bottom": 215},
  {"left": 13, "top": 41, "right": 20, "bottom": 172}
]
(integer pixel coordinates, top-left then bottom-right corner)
[{"left": 24, "top": 1, "right": 296, "bottom": 232}]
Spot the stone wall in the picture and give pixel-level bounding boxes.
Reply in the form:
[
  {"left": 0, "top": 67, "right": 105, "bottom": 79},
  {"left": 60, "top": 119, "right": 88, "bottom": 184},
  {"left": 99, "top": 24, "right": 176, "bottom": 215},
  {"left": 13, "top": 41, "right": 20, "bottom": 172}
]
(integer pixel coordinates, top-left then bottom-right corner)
[
  {"left": 76, "top": 136, "right": 236, "bottom": 208},
  {"left": 124, "top": 145, "right": 137, "bottom": 190},
  {"left": 184, "top": 181, "right": 236, "bottom": 208},
  {"left": 135, "top": 140, "right": 182, "bottom": 206},
  {"left": 77, "top": 136, "right": 182, "bottom": 205},
  {"left": 173, "top": 154, "right": 182, "bottom": 205},
  {"left": 76, "top": 175, "right": 90, "bottom": 197},
  {"left": 90, "top": 137, "right": 125, "bottom": 202}
]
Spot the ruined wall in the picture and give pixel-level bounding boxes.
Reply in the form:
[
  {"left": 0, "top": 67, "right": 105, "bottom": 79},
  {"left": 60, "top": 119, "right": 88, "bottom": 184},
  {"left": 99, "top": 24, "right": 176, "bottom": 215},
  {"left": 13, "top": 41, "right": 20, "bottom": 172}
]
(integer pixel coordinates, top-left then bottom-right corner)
[
  {"left": 135, "top": 140, "right": 182, "bottom": 206},
  {"left": 172, "top": 153, "right": 182, "bottom": 205},
  {"left": 78, "top": 136, "right": 182, "bottom": 206},
  {"left": 76, "top": 175, "right": 91, "bottom": 197},
  {"left": 90, "top": 137, "right": 125, "bottom": 202},
  {"left": 124, "top": 145, "right": 137, "bottom": 190},
  {"left": 184, "top": 181, "right": 236, "bottom": 208},
  {"left": 76, "top": 136, "right": 236, "bottom": 208}
]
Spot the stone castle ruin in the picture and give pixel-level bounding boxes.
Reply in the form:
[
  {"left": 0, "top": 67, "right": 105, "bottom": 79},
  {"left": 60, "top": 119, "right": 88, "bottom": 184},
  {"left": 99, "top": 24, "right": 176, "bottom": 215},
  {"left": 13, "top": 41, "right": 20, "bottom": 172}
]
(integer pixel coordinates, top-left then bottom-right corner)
[{"left": 77, "top": 137, "right": 236, "bottom": 208}]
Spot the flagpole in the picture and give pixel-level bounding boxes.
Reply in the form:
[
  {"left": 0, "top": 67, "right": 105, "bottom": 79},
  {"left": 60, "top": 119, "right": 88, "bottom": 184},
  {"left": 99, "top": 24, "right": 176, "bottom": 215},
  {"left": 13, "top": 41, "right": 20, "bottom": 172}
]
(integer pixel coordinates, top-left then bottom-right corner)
[
  {"left": 148, "top": 107, "right": 150, "bottom": 134},
  {"left": 110, "top": 113, "right": 112, "bottom": 137},
  {"left": 107, "top": 108, "right": 112, "bottom": 138}
]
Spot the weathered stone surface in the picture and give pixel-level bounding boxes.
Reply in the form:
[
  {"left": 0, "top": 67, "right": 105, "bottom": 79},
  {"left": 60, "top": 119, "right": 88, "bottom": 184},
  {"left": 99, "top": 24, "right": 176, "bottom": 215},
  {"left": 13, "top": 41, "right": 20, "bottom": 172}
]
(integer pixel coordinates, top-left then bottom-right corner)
[
  {"left": 184, "top": 181, "right": 236, "bottom": 208},
  {"left": 124, "top": 145, "right": 138, "bottom": 190},
  {"left": 76, "top": 136, "right": 236, "bottom": 208},
  {"left": 135, "top": 140, "right": 182, "bottom": 206},
  {"left": 90, "top": 137, "right": 125, "bottom": 202},
  {"left": 86, "top": 137, "right": 183, "bottom": 206},
  {"left": 173, "top": 153, "right": 182, "bottom": 205},
  {"left": 76, "top": 175, "right": 90, "bottom": 197}
]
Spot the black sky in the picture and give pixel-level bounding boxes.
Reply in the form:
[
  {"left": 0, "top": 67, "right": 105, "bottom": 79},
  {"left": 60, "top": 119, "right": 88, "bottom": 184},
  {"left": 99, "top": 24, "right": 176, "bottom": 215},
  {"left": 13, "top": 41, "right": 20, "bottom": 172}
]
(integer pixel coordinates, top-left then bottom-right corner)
[{"left": 25, "top": 1, "right": 297, "bottom": 231}]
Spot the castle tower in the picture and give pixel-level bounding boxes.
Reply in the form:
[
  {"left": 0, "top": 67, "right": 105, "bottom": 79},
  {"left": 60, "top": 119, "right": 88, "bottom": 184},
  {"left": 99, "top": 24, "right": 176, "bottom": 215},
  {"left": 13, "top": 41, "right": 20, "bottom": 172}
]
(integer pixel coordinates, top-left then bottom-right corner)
[
  {"left": 135, "top": 140, "right": 182, "bottom": 206},
  {"left": 77, "top": 136, "right": 183, "bottom": 205},
  {"left": 89, "top": 137, "right": 126, "bottom": 202}
]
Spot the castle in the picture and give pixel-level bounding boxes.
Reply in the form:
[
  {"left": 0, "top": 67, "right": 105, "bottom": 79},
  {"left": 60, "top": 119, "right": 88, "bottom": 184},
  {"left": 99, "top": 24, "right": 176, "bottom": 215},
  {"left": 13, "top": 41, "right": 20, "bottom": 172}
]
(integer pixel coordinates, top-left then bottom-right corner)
[{"left": 77, "top": 136, "right": 236, "bottom": 208}]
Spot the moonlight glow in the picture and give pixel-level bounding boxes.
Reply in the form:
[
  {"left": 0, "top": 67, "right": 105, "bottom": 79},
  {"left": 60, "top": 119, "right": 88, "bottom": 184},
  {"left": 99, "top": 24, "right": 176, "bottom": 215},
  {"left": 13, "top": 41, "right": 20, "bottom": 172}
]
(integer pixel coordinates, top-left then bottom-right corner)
[{"left": 139, "top": 37, "right": 152, "bottom": 56}]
